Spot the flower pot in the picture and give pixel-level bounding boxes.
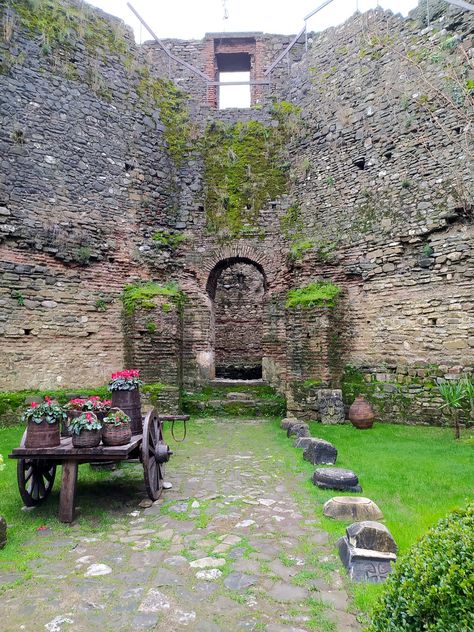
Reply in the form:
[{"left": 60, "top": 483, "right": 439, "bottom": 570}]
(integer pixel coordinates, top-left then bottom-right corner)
[
  {"left": 348, "top": 396, "right": 375, "bottom": 429},
  {"left": 111, "top": 388, "right": 142, "bottom": 434},
  {"left": 25, "top": 419, "right": 60, "bottom": 448},
  {"left": 102, "top": 421, "right": 132, "bottom": 446},
  {"left": 72, "top": 428, "right": 102, "bottom": 448}
]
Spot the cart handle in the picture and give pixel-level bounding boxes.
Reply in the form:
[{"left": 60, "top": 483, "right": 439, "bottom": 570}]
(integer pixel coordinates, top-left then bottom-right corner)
[{"left": 158, "top": 415, "right": 189, "bottom": 442}]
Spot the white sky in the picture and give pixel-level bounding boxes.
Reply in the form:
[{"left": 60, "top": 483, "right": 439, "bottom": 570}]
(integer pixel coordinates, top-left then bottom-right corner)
[{"left": 88, "top": 0, "right": 420, "bottom": 42}]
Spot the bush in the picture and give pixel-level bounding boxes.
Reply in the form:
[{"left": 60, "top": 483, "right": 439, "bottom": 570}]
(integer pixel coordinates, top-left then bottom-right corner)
[{"left": 368, "top": 504, "right": 474, "bottom": 631}]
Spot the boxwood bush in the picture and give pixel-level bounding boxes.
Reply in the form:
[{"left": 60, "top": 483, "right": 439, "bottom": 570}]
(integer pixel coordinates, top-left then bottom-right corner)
[{"left": 368, "top": 503, "right": 474, "bottom": 631}]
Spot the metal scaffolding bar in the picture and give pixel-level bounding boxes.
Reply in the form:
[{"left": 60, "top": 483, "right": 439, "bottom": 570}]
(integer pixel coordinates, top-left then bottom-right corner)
[{"left": 127, "top": 2, "right": 210, "bottom": 81}]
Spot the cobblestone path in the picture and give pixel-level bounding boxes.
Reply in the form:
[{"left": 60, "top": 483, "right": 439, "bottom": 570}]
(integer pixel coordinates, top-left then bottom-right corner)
[{"left": 1, "top": 418, "right": 361, "bottom": 631}]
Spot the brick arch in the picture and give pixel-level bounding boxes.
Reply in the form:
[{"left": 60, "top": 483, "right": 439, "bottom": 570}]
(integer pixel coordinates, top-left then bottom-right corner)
[
  {"left": 206, "top": 256, "right": 267, "bottom": 300},
  {"left": 194, "top": 244, "right": 274, "bottom": 291}
]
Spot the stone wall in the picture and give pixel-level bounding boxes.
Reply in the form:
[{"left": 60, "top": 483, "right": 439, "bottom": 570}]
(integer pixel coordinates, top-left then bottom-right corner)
[
  {"left": 277, "top": 4, "right": 474, "bottom": 423},
  {"left": 0, "top": 0, "right": 181, "bottom": 390},
  {"left": 145, "top": 31, "right": 306, "bottom": 107},
  {"left": 1, "top": 0, "right": 473, "bottom": 426}
]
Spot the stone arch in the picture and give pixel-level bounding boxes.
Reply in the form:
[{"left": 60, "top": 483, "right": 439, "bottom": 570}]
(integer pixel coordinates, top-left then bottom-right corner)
[
  {"left": 192, "top": 244, "right": 275, "bottom": 290},
  {"left": 206, "top": 255, "right": 267, "bottom": 300}
]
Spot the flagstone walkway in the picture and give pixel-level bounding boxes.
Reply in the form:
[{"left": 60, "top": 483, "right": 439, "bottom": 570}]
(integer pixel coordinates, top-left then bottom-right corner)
[{"left": 1, "top": 418, "right": 361, "bottom": 631}]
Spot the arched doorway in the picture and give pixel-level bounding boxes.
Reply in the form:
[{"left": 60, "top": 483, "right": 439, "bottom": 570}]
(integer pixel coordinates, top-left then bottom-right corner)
[{"left": 206, "top": 257, "right": 267, "bottom": 380}]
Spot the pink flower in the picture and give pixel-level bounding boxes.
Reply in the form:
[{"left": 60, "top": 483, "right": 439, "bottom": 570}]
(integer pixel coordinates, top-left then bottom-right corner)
[{"left": 31, "top": 402, "right": 38, "bottom": 408}]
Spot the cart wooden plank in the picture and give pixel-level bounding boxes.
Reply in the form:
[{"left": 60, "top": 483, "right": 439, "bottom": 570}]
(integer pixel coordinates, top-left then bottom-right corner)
[{"left": 9, "top": 434, "right": 142, "bottom": 461}]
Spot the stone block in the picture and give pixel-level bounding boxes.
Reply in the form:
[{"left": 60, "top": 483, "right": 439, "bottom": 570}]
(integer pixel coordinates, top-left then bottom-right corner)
[
  {"left": 294, "top": 436, "right": 313, "bottom": 449},
  {"left": 323, "top": 496, "right": 383, "bottom": 521},
  {"left": 303, "top": 438, "right": 337, "bottom": 465},
  {"left": 346, "top": 521, "right": 397, "bottom": 554},
  {"left": 337, "top": 535, "right": 396, "bottom": 583},
  {"left": 280, "top": 417, "right": 298, "bottom": 430},
  {"left": 287, "top": 423, "right": 310, "bottom": 438},
  {"left": 312, "top": 467, "right": 361, "bottom": 492},
  {"left": 317, "top": 389, "right": 345, "bottom": 425}
]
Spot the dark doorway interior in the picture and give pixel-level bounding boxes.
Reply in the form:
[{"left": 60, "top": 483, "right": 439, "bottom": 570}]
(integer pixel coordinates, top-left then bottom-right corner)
[{"left": 213, "top": 262, "right": 265, "bottom": 380}]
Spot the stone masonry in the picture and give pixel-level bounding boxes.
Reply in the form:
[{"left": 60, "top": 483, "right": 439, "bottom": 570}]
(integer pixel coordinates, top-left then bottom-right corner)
[{"left": 0, "top": 0, "right": 472, "bottom": 425}]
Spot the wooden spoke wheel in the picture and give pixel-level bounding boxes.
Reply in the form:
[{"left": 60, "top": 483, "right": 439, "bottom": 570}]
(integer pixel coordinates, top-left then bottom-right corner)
[
  {"left": 17, "top": 430, "right": 56, "bottom": 506},
  {"left": 142, "top": 409, "right": 172, "bottom": 501}
]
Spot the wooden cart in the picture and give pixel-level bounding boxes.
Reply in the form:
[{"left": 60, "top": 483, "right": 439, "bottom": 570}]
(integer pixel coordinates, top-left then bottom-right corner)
[{"left": 9, "top": 409, "right": 189, "bottom": 523}]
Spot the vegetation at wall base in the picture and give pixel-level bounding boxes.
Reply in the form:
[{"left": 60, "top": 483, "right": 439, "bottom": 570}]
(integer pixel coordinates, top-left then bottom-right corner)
[{"left": 367, "top": 503, "right": 474, "bottom": 631}]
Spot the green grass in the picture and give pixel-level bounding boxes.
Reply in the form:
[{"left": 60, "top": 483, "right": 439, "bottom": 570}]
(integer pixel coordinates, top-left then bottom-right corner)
[
  {"left": 286, "top": 421, "right": 474, "bottom": 614},
  {"left": 286, "top": 281, "right": 341, "bottom": 309},
  {"left": 0, "top": 425, "right": 145, "bottom": 582}
]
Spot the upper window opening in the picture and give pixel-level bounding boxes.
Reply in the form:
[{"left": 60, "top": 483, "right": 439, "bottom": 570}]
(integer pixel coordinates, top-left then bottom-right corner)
[{"left": 217, "top": 52, "right": 251, "bottom": 110}]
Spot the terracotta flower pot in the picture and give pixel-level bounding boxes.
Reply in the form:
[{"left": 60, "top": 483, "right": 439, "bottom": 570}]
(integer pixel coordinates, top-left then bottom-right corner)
[
  {"left": 348, "top": 395, "right": 375, "bottom": 430},
  {"left": 25, "top": 419, "right": 61, "bottom": 448}
]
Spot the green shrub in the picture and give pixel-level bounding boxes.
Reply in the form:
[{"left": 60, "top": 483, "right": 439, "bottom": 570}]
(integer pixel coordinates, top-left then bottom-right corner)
[{"left": 368, "top": 503, "right": 474, "bottom": 631}]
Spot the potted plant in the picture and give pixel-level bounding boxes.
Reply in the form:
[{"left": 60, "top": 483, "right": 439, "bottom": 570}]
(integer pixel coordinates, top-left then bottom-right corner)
[
  {"left": 102, "top": 408, "right": 132, "bottom": 446},
  {"left": 69, "top": 412, "right": 102, "bottom": 448},
  {"left": 108, "top": 370, "right": 143, "bottom": 433},
  {"left": 63, "top": 398, "right": 87, "bottom": 437},
  {"left": 23, "top": 398, "right": 66, "bottom": 448},
  {"left": 83, "top": 396, "right": 112, "bottom": 421}
]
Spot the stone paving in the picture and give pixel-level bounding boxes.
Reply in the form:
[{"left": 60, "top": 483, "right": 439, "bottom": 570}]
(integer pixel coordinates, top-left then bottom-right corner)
[{"left": 1, "top": 418, "right": 361, "bottom": 631}]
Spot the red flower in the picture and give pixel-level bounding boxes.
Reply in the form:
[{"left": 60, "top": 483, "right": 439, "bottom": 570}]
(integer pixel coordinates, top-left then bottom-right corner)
[{"left": 31, "top": 402, "right": 38, "bottom": 408}]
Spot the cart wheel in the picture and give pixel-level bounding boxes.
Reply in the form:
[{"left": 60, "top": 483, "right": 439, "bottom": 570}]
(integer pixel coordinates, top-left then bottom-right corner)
[
  {"left": 142, "top": 409, "right": 172, "bottom": 501},
  {"left": 17, "top": 431, "right": 56, "bottom": 507}
]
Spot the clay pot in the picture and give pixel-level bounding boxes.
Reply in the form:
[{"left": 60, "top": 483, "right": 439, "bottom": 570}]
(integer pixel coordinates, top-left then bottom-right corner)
[
  {"left": 25, "top": 419, "right": 61, "bottom": 448},
  {"left": 348, "top": 395, "right": 374, "bottom": 429},
  {"left": 111, "top": 388, "right": 142, "bottom": 434}
]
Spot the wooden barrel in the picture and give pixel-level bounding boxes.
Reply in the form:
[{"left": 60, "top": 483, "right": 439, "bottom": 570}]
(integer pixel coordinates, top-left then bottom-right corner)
[
  {"left": 25, "top": 419, "right": 61, "bottom": 448},
  {"left": 111, "top": 388, "right": 142, "bottom": 433}
]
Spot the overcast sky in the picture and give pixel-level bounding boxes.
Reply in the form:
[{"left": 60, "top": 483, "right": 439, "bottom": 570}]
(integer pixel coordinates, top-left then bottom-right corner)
[{"left": 88, "top": 0, "right": 420, "bottom": 42}]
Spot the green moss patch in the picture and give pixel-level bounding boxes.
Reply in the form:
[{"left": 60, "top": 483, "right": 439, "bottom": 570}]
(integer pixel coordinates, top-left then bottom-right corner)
[
  {"left": 136, "top": 69, "right": 190, "bottom": 165},
  {"left": 8, "top": 0, "right": 128, "bottom": 56},
  {"left": 200, "top": 104, "right": 300, "bottom": 238},
  {"left": 152, "top": 230, "right": 187, "bottom": 250},
  {"left": 286, "top": 281, "right": 341, "bottom": 309},
  {"left": 121, "top": 281, "right": 184, "bottom": 315}
]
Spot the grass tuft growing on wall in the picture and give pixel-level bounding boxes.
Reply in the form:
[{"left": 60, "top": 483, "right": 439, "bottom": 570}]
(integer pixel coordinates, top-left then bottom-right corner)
[
  {"left": 286, "top": 281, "right": 341, "bottom": 309},
  {"left": 121, "top": 281, "right": 183, "bottom": 315}
]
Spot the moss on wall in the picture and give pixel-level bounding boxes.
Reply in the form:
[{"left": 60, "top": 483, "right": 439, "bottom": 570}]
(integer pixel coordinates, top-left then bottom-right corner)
[
  {"left": 286, "top": 281, "right": 341, "bottom": 309},
  {"left": 5, "top": 0, "right": 128, "bottom": 56},
  {"left": 136, "top": 68, "right": 191, "bottom": 165},
  {"left": 121, "top": 281, "right": 185, "bottom": 315},
  {"left": 200, "top": 102, "right": 300, "bottom": 238}
]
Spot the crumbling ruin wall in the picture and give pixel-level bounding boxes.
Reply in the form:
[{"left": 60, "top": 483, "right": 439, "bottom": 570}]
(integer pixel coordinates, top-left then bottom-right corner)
[
  {"left": 279, "top": 6, "right": 473, "bottom": 422},
  {"left": 1, "top": 0, "right": 473, "bottom": 425},
  {"left": 0, "top": 0, "right": 183, "bottom": 389},
  {"left": 214, "top": 262, "right": 265, "bottom": 378}
]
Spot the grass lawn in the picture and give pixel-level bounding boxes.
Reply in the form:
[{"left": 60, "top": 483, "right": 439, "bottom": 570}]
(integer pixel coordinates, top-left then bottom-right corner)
[{"left": 298, "top": 421, "right": 474, "bottom": 613}]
